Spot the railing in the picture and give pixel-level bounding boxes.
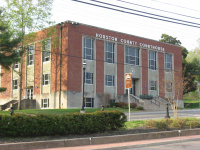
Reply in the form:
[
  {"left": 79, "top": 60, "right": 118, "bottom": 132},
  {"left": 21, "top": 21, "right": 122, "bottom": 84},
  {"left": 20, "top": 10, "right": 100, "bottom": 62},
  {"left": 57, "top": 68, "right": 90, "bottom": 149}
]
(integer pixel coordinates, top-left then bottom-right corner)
[
  {"left": 139, "top": 95, "right": 160, "bottom": 107},
  {"left": 158, "top": 96, "right": 170, "bottom": 104},
  {"left": 149, "top": 98, "right": 160, "bottom": 107}
]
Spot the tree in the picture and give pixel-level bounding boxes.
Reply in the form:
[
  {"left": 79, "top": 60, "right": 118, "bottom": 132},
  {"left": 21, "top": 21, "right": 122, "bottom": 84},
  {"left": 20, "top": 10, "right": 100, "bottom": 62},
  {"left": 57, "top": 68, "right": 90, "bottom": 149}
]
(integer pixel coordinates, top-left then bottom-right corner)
[
  {"left": 159, "top": 34, "right": 197, "bottom": 94},
  {"left": 2, "top": 0, "right": 54, "bottom": 109},
  {"left": 0, "top": 10, "right": 22, "bottom": 92}
]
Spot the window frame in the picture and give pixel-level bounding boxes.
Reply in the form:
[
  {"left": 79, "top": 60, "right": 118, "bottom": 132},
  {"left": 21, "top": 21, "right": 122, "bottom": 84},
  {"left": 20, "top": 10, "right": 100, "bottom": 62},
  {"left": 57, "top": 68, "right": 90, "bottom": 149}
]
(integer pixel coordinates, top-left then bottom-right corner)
[
  {"left": 13, "top": 63, "right": 19, "bottom": 69},
  {"left": 85, "top": 72, "right": 93, "bottom": 84},
  {"left": 105, "top": 75, "right": 115, "bottom": 86},
  {"left": 166, "top": 83, "right": 173, "bottom": 92},
  {"left": 149, "top": 51, "right": 156, "bottom": 70},
  {"left": 13, "top": 79, "right": 18, "bottom": 90},
  {"left": 84, "top": 37, "right": 94, "bottom": 60},
  {"left": 105, "top": 42, "right": 115, "bottom": 63},
  {"left": 42, "top": 40, "right": 51, "bottom": 62},
  {"left": 41, "top": 98, "right": 49, "bottom": 108},
  {"left": 165, "top": 53, "right": 172, "bottom": 72},
  {"left": 84, "top": 98, "right": 94, "bottom": 108},
  {"left": 27, "top": 45, "right": 34, "bottom": 66},
  {"left": 42, "top": 73, "right": 50, "bottom": 85},
  {"left": 125, "top": 46, "right": 139, "bottom": 65},
  {"left": 149, "top": 80, "right": 157, "bottom": 91}
]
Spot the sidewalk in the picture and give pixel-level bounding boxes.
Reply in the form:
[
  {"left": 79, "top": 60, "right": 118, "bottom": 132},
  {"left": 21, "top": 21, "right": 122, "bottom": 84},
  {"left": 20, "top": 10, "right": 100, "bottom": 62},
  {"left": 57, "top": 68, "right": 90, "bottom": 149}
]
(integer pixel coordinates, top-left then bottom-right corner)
[{"left": 34, "top": 134, "right": 200, "bottom": 150}]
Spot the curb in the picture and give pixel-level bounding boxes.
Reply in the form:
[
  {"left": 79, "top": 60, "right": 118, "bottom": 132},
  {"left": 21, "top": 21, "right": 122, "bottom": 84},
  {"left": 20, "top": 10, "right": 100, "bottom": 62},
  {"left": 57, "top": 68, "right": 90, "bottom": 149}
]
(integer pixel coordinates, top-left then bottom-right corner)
[{"left": 1, "top": 128, "right": 200, "bottom": 150}]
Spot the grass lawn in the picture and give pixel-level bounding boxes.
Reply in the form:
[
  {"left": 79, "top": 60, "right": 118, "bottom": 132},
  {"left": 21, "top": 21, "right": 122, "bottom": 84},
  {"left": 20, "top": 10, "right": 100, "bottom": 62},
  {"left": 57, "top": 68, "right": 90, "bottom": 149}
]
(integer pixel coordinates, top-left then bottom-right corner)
[
  {"left": 183, "top": 96, "right": 200, "bottom": 109},
  {"left": 0, "top": 107, "right": 138, "bottom": 115}
]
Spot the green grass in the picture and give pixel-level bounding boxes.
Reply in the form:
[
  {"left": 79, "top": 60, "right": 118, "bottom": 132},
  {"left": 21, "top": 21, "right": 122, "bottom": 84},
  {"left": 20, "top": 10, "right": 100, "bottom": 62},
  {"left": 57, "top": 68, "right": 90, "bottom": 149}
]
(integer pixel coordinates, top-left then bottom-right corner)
[
  {"left": 0, "top": 107, "right": 138, "bottom": 115},
  {"left": 124, "top": 120, "right": 145, "bottom": 129}
]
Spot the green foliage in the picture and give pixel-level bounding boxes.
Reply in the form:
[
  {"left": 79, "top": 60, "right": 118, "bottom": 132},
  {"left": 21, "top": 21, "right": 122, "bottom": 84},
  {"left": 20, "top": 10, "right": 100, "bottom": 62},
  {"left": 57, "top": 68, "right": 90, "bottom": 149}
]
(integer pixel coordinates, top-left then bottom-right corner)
[
  {"left": 162, "top": 118, "right": 173, "bottom": 126},
  {"left": 145, "top": 120, "right": 157, "bottom": 128},
  {"left": 130, "top": 103, "right": 137, "bottom": 109},
  {"left": 170, "top": 118, "right": 186, "bottom": 129},
  {"left": 155, "top": 120, "right": 169, "bottom": 130},
  {"left": 159, "top": 34, "right": 181, "bottom": 46},
  {"left": 0, "top": 110, "right": 127, "bottom": 137},
  {"left": 136, "top": 106, "right": 144, "bottom": 110},
  {"left": 186, "top": 121, "right": 200, "bottom": 128},
  {"left": 139, "top": 95, "right": 153, "bottom": 99},
  {"left": 118, "top": 102, "right": 127, "bottom": 108},
  {"left": 0, "top": 87, "right": 7, "bottom": 92}
]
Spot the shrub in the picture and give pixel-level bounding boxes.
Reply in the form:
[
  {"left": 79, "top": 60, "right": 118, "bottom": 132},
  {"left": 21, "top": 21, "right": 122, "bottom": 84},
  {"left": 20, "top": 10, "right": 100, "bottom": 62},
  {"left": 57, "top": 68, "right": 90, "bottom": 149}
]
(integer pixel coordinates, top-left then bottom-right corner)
[
  {"left": 186, "top": 121, "right": 200, "bottom": 128},
  {"left": 0, "top": 110, "right": 127, "bottom": 137},
  {"left": 170, "top": 118, "right": 186, "bottom": 129},
  {"left": 130, "top": 103, "right": 137, "bottom": 109},
  {"left": 145, "top": 119, "right": 157, "bottom": 128},
  {"left": 162, "top": 118, "right": 173, "bottom": 126},
  {"left": 136, "top": 106, "right": 144, "bottom": 110},
  {"left": 118, "top": 102, "right": 127, "bottom": 108},
  {"left": 122, "top": 105, "right": 128, "bottom": 109},
  {"left": 155, "top": 120, "right": 168, "bottom": 130}
]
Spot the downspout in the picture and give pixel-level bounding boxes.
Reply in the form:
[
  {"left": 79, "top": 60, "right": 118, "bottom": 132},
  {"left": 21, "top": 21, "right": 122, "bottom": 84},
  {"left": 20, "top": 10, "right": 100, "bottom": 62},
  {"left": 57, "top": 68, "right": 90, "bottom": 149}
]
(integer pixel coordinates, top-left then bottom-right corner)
[{"left": 59, "top": 22, "right": 63, "bottom": 109}]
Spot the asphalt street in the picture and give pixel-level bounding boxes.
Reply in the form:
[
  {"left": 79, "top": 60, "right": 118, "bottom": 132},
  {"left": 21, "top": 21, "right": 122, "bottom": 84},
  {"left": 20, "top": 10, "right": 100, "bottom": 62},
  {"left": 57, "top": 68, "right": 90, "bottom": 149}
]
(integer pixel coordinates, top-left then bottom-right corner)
[{"left": 125, "top": 109, "right": 200, "bottom": 121}]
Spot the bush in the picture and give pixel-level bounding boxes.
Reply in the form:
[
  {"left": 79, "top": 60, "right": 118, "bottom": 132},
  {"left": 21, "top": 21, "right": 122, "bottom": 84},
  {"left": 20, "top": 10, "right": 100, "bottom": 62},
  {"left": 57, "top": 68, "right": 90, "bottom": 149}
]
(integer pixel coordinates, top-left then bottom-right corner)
[
  {"left": 186, "top": 121, "right": 200, "bottom": 128},
  {"left": 130, "top": 103, "right": 137, "bottom": 109},
  {"left": 155, "top": 120, "right": 168, "bottom": 130},
  {"left": 162, "top": 118, "right": 173, "bottom": 126},
  {"left": 0, "top": 110, "right": 127, "bottom": 137},
  {"left": 170, "top": 118, "right": 186, "bottom": 129},
  {"left": 136, "top": 106, "right": 144, "bottom": 110},
  {"left": 118, "top": 102, "right": 127, "bottom": 108},
  {"left": 122, "top": 105, "right": 128, "bottom": 109},
  {"left": 145, "top": 119, "right": 157, "bottom": 128}
]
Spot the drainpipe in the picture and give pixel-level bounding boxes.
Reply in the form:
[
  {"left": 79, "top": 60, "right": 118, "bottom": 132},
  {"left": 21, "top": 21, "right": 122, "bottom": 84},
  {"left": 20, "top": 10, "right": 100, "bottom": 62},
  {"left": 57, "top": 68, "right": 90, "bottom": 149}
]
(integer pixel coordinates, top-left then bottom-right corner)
[{"left": 58, "top": 22, "right": 63, "bottom": 109}]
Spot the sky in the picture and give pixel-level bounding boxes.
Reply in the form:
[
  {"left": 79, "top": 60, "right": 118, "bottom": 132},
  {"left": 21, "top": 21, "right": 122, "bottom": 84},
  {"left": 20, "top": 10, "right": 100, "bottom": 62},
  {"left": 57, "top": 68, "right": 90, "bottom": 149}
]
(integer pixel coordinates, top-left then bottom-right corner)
[{"left": 51, "top": 0, "right": 200, "bottom": 51}]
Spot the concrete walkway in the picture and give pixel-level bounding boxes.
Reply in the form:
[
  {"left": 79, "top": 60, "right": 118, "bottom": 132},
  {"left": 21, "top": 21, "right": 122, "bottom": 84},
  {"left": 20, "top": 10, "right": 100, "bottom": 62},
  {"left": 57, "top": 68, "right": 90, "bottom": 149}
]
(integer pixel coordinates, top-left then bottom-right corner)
[{"left": 33, "top": 135, "right": 200, "bottom": 150}]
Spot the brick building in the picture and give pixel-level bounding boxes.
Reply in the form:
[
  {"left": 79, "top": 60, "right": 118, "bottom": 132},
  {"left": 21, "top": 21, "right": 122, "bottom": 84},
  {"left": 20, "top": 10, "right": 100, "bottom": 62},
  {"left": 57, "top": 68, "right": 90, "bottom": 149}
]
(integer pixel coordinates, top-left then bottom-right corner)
[{"left": 0, "top": 21, "right": 183, "bottom": 109}]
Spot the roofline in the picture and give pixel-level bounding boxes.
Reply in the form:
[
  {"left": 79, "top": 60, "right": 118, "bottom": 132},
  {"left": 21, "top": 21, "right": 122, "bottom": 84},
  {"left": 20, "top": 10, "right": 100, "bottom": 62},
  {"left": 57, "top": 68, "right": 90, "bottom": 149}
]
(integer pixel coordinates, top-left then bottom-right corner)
[{"left": 60, "top": 20, "right": 182, "bottom": 48}]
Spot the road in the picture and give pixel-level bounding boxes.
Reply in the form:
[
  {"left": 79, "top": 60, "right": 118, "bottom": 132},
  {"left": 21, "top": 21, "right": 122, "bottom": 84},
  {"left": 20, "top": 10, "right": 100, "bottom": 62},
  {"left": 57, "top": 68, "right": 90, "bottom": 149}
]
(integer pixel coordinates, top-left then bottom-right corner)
[{"left": 125, "top": 109, "right": 200, "bottom": 121}]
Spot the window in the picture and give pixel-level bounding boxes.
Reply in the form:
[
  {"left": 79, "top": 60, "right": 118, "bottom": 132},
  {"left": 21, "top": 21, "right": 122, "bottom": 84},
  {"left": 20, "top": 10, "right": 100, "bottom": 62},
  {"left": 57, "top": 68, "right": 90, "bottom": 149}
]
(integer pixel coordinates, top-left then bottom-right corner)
[
  {"left": 105, "top": 75, "right": 115, "bottom": 86},
  {"left": 166, "top": 83, "right": 172, "bottom": 92},
  {"left": 106, "top": 42, "right": 114, "bottom": 63},
  {"left": 13, "top": 79, "right": 18, "bottom": 90},
  {"left": 84, "top": 38, "right": 93, "bottom": 60},
  {"left": 27, "top": 89, "right": 33, "bottom": 99},
  {"left": 149, "top": 80, "right": 156, "bottom": 91},
  {"left": 42, "top": 74, "right": 50, "bottom": 85},
  {"left": 85, "top": 98, "right": 94, "bottom": 108},
  {"left": 85, "top": 72, "right": 93, "bottom": 84},
  {"left": 13, "top": 63, "right": 19, "bottom": 69},
  {"left": 125, "top": 46, "right": 139, "bottom": 65},
  {"left": 165, "top": 54, "right": 172, "bottom": 72},
  {"left": 149, "top": 51, "right": 156, "bottom": 70},
  {"left": 41, "top": 98, "right": 49, "bottom": 108},
  {"left": 27, "top": 45, "right": 34, "bottom": 65},
  {"left": 42, "top": 40, "right": 50, "bottom": 62}
]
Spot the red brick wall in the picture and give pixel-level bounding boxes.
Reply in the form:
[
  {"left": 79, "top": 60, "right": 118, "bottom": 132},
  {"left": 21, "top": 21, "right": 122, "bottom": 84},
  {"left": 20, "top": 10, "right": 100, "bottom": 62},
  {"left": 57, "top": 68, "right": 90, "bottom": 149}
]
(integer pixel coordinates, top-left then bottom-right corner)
[
  {"left": 96, "top": 40, "right": 104, "bottom": 93},
  {"left": 158, "top": 53, "right": 165, "bottom": 97},
  {"left": 141, "top": 49, "right": 148, "bottom": 95},
  {"left": 117, "top": 44, "right": 124, "bottom": 95}
]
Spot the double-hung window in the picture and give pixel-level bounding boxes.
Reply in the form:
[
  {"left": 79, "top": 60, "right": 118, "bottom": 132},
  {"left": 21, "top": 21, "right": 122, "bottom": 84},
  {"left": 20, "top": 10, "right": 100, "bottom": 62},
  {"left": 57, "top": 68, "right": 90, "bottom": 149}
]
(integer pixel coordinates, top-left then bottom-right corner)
[
  {"left": 84, "top": 38, "right": 93, "bottom": 60},
  {"left": 106, "top": 42, "right": 114, "bottom": 63},
  {"left": 149, "top": 51, "right": 156, "bottom": 70},
  {"left": 13, "top": 63, "right": 19, "bottom": 69},
  {"left": 42, "top": 74, "right": 50, "bottom": 85},
  {"left": 105, "top": 75, "right": 115, "bottom": 86},
  {"left": 42, "top": 40, "right": 50, "bottom": 62},
  {"left": 165, "top": 54, "right": 172, "bottom": 72},
  {"left": 85, "top": 72, "right": 93, "bottom": 84},
  {"left": 125, "top": 46, "right": 139, "bottom": 65},
  {"left": 13, "top": 79, "right": 18, "bottom": 90},
  {"left": 149, "top": 80, "right": 156, "bottom": 91},
  {"left": 27, "top": 45, "right": 34, "bottom": 65},
  {"left": 41, "top": 98, "right": 49, "bottom": 108},
  {"left": 85, "top": 98, "right": 94, "bottom": 108}
]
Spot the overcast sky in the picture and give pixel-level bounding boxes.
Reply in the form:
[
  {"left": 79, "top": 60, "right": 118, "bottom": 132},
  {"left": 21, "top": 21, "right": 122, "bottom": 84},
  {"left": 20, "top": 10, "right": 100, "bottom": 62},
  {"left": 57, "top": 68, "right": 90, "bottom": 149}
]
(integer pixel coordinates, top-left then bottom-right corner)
[{"left": 51, "top": 0, "right": 200, "bottom": 51}]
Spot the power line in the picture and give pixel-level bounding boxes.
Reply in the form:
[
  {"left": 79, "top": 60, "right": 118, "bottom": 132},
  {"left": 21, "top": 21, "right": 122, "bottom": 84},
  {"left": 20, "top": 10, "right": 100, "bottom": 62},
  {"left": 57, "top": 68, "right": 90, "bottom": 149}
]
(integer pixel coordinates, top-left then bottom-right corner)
[
  {"left": 72, "top": 0, "right": 200, "bottom": 28},
  {"left": 89, "top": 0, "right": 200, "bottom": 26},
  {"left": 116, "top": 0, "right": 200, "bottom": 20}
]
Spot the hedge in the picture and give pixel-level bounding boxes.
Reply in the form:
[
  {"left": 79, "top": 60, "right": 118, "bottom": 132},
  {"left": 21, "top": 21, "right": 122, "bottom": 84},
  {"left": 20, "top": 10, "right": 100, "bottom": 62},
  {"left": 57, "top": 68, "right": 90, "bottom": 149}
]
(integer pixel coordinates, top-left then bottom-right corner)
[{"left": 0, "top": 110, "right": 127, "bottom": 137}]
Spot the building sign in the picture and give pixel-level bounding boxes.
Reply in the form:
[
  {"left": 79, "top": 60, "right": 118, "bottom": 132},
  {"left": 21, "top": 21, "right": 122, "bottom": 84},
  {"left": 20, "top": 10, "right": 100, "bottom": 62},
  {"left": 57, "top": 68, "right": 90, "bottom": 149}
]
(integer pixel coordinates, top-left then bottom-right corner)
[
  {"left": 125, "top": 73, "right": 132, "bottom": 89},
  {"left": 96, "top": 33, "right": 165, "bottom": 52}
]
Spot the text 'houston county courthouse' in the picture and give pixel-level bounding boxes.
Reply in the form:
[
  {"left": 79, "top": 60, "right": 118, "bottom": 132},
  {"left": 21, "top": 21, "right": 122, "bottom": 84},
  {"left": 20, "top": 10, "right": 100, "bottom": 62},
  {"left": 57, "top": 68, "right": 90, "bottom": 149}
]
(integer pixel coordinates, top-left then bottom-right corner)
[{"left": 0, "top": 21, "right": 183, "bottom": 109}]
